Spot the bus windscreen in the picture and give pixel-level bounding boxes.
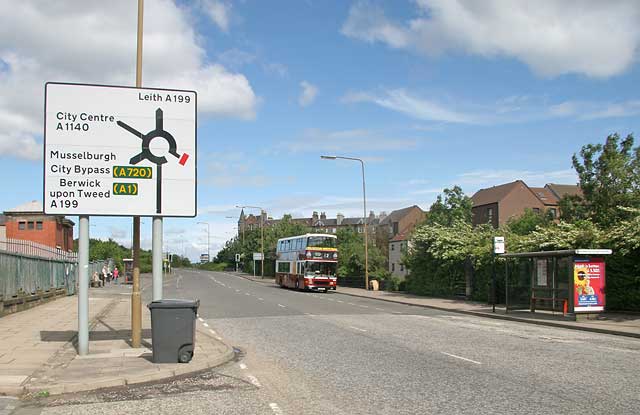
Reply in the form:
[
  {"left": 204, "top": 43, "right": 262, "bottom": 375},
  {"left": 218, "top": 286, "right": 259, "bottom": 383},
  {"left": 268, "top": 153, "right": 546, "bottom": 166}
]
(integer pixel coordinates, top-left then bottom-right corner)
[{"left": 306, "top": 261, "right": 337, "bottom": 276}]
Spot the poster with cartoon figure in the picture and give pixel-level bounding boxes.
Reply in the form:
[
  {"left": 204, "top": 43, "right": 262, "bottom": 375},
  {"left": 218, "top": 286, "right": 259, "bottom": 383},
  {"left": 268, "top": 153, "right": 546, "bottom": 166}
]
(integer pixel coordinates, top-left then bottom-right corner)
[{"left": 573, "top": 258, "right": 605, "bottom": 312}]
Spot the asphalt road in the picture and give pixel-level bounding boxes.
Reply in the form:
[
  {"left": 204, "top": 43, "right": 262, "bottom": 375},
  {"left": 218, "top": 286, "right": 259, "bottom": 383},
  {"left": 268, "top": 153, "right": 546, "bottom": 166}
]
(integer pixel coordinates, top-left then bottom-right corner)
[{"left": 17, "top": 269, "right": 640, "bottom": 414}]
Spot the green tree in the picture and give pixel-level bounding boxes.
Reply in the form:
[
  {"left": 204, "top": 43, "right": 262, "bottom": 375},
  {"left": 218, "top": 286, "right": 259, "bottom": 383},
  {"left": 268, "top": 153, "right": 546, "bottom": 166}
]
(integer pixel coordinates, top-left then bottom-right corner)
[
  {"left": 572, "top": 133, "right": 639, "bottom": 226},
  {"left": 425, "top": 186, "right": 472, "bottom": 226},
  {"left": 507, "top": 208, "right": 552, "bottom": 235}
]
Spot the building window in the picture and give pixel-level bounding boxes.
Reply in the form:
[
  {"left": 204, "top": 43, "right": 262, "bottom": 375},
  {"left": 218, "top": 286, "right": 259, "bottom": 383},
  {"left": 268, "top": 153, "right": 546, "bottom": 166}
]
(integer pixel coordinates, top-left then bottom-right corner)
[
  {"left": 400, "top": 264, "right": 404, "bottom": 272},
  {"left": 532, "top": 208, "right": 540, "bottom": 214},
  {"left": 357, "top": 227, "right": 363, "bottom": 233},
  {"left": 392, "top": 222, "right": 399, "bottom": 235},
  {"left": 36, "top": 221, "right": 43, "bottom": 230},
  {"left": 549, "top": 208, "right": 557, "bottom": 218},
  {"left": 487, "top": 208, "right": 493, "bottom": 223},
  {"left": 18, "top": 221, "right": 26, "bottom": 230},
  {"left": 391, "top": 263, "right": 395, "bottom": 272},
  {"left": 27, "top": 221, "right": 35, "bottom": 230},
  {"left": 391, "top": 243, "right": 395, "bottom": 251}
]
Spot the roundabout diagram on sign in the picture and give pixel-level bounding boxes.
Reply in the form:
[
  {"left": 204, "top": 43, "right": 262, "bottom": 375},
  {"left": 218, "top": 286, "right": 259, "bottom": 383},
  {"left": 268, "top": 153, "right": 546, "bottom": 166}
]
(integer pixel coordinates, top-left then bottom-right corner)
[{"left": 117, "top": 108, "right": 190, "bottom": 214}]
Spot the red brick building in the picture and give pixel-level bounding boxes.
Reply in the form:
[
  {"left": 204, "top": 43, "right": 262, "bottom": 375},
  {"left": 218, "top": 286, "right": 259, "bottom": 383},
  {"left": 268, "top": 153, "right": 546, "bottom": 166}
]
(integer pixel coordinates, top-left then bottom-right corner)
[{"left": 3, "top": 201, "right": 74, "bottom": 251}]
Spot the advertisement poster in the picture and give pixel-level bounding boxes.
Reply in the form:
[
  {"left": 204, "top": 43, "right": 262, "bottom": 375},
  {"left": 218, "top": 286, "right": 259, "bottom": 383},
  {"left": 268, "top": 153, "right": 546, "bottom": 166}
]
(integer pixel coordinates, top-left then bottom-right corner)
[{"left": 573, "top": 258, "right": 605, "bottom": 312}]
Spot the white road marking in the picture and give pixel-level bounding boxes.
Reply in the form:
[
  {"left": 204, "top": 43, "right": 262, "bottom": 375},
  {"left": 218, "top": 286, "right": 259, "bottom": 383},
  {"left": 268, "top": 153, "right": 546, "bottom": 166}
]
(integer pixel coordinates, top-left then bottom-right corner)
[
  {"left": 441, "top": 352, "right": 482, "bottom": 365},
  {"left": 198, "top": 317, "right": 204, "bottom": 322},
  {"left": 239, "top": 363, "right": 247, "bottom": 370},
  {"left": 203, "top": 323, "right": 209, "bottom": 328},
  {"left": 235, "top": 289, "right": 241, "bottom": 292},
  {"left": 350, "top": 326, "right": 367, "bottom": 332},
  {"left": 247, "top": 375, "right": 262, "bottom": 387},
  {"left": 269, "top": 403, "right": 284, "bottom": 415},
  {"left": 347, "top": 302, "right": 355, "bottom": 305},
  {"left": 337, "top": 300, "right": 344, "bottom": 303},
  {"left": 375, "top": 308, "right": 385, "bottom": 311},
  {"left": 277, "top": 304, "right": 286, "bottom": 308},
  {"left": 245, "top": 293, "right": 251, "bottom": 296},
  {"left": 258, "top": 298, "right": 264, "bottom": 301},
  {"left": 208, "top": 329, "right": 216, "bottom": 335},
  {"left": 358, "top": 305, "right": 369, "bottom": 308}
]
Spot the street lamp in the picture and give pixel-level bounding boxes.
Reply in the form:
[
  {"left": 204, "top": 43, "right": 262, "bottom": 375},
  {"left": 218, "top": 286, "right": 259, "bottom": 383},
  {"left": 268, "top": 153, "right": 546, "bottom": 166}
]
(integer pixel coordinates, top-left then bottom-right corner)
[
  {"left": 197, "top": 222, "right": 210, "bottom": 262},
  {"left": 321, "top": 155, "right": 369, "bottom": 290},
  {"left": 236, "top": 205, "right": 264, "bottom": 278}
]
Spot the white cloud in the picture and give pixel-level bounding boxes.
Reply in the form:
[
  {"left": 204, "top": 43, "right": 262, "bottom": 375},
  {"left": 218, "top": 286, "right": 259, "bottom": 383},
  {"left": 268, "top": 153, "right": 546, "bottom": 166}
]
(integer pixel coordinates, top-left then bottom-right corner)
[
  {"left": 280, "top": 128, "right": 419, "bottom": 153},
  {"left": 343, "top": 89, "right": 477, "bottom": 123},
  {"left": 299, "top": 81, "right": 319, "bottom": 107},
  {"left": 263, "top": 62, "right": 288, "bottom": 78},
  {"left": 201, "top": 0, "right": 231, "bottom": 33},
  {"left": 342, "top": 0, "right": 640, "bottom": 78},
  {"left": 203, "top": 151, "right": 294, "bottom": 189},
  {"left": 549, "top": 100, "right": 640, "bottom": 120},
  {"left": 0, "top": 0, "right": 258, "bottom": 161}
]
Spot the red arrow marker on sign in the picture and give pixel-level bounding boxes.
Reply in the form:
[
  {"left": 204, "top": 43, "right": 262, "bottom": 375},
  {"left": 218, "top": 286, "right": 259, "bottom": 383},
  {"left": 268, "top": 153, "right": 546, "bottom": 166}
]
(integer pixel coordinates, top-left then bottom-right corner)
[{"left": 178, "top": 153, "right": 189, "bottom": 166}]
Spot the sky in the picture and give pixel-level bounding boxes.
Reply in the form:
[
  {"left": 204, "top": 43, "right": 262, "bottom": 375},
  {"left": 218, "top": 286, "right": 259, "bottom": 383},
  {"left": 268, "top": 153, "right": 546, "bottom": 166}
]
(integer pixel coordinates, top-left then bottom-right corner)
[{"left": 1, "top": 0, "right": 639, "bottom": 260}]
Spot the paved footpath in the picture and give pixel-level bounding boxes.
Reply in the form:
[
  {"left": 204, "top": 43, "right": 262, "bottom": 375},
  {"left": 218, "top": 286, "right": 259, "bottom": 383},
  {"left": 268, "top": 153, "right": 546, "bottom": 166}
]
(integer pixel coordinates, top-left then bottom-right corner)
[
  {"left": 0, "top": 279, "right": 233, "bottom": 397},
  {"left": 234, "top": 273, "right": 640, "bottom": 338}
]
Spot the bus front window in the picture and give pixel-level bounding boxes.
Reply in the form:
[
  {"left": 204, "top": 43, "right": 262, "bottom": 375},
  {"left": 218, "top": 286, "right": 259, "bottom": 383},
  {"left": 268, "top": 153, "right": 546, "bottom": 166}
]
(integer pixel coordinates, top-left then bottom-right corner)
[{"left": 305, "top": 262, "right": 337, "bottom": 276}]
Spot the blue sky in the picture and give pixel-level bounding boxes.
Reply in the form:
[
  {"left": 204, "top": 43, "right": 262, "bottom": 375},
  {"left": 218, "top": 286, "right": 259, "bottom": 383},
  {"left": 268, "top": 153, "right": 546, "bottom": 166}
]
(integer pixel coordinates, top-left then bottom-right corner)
[{"left": 1, "top": 1, "right": 639, "bottom": 260}]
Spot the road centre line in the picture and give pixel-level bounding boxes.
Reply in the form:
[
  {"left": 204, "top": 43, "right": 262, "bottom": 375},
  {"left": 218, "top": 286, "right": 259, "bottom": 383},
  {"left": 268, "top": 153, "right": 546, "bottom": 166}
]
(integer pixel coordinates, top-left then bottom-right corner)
[
  {"left": 203, "top": 322, "right": 209, "bottom": 328},
  {"left": 239, "top": 363, "right": 247, "bottom": 370},
  {"left": 208, "top": 329, "right": 216, "bottom": 335},
  {"left": 337, "top": 300, "right": 344, "bottom": 303},
  {"left": 358, "top": 305, "right": 369, "bottom": 308},
  {"left": 350, "top": 326, "right": 367, "bottom": 332},
  {"left": 258, "top": 298, "right": 264, "bottom": 301},
  {"left": 198, "top": 317, "right": 204, "bottom": 322},
  {"left": 269, "top": 403, "right": 284, "bottom": 415},
  {"left": 278, "top": 304, "right": 286, "bottom": 308},
  {"left": 247, "top": 375, "right": 262, "bottom": 387},
  {"left": 245, "top": 293, "right": 251, "bottom": 296},
  {"left": 375, "top": 308, "right": 385, "bottom": 311},
  {"left": 441, "top": 352, "right": 482, "bottom": 365}
]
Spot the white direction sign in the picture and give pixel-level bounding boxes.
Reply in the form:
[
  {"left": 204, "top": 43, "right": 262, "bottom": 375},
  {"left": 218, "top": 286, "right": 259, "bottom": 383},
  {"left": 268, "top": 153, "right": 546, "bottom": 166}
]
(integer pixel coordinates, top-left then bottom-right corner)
[{"left": 44, "top": 82, "right": 197, "bottom": 217}]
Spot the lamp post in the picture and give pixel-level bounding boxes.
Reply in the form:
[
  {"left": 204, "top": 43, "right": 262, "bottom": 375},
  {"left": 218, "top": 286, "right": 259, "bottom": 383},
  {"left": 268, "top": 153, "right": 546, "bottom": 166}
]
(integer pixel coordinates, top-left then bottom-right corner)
[
  {"left": 197, "top": 222, "right": 210, "bottom": 262},
  {"left": 236, "top": 205, "right": 264, "bottom": 278},
  {"left": 321, "top": 155, "right": 369, "bottom": 290}
]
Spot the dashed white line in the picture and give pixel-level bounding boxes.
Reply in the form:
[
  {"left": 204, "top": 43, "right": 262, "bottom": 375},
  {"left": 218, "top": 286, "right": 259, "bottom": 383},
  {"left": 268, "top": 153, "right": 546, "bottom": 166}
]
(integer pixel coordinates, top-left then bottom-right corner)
[
  {"left": 239, "top": 363, "right": 247, "bottom": 370},
  {"left": 349, "top": 326, "right": 367, "bottom": 332},
  {"left": 197, "top": 317, "right": 204, "bottom": 322},
  {"left": 358, "top": 305, "right": 369, "bottom": 308},
  {"left": 337, "top": 300, "right": 344, "bottom": 303},
  {"left": 441, "top": 352, "right": 482, "bottom": 365},
  {"left": 277, "top": 304, "right": 286, "bottom": 308},
  {"left": 375, "top": 308, "right": 385, "bottom": 311},
  {"left": 203, "top": 322, "right": 209, "bottom": 328},
  {"left": 258, "top": 298, "right": 264, "bottom": 301},
  {"left": 247, "top": 375, "right": 262, "bottom": 387},
  {"left": 269, "top": 403, "right": 284, "bottom": 415},
  {"left": 245, "top": 293, "right": 251, "bottom": 296},
  {"left": 208, "top": 329, "right": 216, "bottom": 335}
]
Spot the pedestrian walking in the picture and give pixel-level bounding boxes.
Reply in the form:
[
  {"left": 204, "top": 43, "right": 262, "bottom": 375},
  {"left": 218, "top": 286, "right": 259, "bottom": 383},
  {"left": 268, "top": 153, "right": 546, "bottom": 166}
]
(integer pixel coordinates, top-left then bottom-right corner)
[{"left": 113, "top": 266, "right": 119, "bottom": 284}]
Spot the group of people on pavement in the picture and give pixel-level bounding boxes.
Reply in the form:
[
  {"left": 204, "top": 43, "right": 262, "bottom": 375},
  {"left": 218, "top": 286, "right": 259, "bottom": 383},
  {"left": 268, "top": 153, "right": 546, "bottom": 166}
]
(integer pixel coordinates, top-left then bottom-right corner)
[{"left": 91, "top": 264, "right": 119, "bottom": 287}]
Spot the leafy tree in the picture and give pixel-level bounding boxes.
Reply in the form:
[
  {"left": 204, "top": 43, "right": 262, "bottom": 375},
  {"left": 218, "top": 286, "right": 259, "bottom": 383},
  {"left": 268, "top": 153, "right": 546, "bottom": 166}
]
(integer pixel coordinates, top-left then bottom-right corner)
[
  {"left": 572, "top": 133, "right": 639, "bottom": 226},
  {"left": 506, "top": 208, "right": 552, "bottom": 235},
  {"left": 336, "top": 228, "right": 386, "bottom": 278},
  {"left": 425, "top": 186, "right": 472, "bottom": 226},
  {"left": 558, "top": 194, "right": 589, "bottom": 222}
]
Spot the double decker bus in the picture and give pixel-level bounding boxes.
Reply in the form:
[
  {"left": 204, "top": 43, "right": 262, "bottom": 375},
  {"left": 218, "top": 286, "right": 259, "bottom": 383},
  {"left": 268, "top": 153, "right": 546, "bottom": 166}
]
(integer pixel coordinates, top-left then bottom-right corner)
[{"left": 275, "top": 233, "right": 338, "bottom": 292}]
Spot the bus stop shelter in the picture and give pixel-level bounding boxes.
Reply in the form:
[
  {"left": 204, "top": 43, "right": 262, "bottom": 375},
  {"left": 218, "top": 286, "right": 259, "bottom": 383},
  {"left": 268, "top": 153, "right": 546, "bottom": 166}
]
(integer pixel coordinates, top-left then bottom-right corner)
[{"left": 500, "top": 249, "right": 612, "bottom": 318}]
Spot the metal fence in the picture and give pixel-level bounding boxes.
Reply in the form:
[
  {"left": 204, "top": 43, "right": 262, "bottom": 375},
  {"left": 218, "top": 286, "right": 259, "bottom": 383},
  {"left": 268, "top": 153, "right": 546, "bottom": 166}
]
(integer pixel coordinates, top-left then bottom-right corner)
[
  {"left": 0, "top": 250, "right": 77, "bottom": 299},
  {"left": 0, "top": 238, "right": 77, "bottom": 262}
]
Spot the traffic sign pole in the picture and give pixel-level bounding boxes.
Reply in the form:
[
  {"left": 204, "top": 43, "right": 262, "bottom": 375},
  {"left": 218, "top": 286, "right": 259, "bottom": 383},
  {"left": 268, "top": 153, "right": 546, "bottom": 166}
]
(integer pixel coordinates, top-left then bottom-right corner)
[
  {"left": 78, "top": 216, "right": 89, "bottom": 355},
  {"left": 152, "top": 217, "right": 163, "bottom": 301},
  {"left": 131, "top": 0, "right": 144, "bottom": 349}
]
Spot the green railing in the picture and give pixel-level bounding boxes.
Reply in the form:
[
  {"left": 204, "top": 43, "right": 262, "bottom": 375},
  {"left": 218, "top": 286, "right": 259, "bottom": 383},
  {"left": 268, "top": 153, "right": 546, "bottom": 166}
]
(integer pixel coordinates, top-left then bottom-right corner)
[{"left": 0, "top": 251, "right": 77, "bottom": 299}]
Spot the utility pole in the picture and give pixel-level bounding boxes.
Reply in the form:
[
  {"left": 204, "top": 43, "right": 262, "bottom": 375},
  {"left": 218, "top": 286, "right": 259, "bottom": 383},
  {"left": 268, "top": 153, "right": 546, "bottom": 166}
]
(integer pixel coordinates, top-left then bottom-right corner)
[
  {"left": 131, "top": 0, "right": 144, "bottom": 348},
  {"left": 197, "top": 222, "right": 210, "bottom": 262},
  {"left": 321, "top": 155, "right": 369, "bottom": 290}
]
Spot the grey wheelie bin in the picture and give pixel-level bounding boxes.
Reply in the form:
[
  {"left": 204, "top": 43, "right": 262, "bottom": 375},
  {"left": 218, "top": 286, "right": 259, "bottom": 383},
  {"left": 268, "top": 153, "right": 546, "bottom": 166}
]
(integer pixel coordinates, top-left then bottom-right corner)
[{"left": 148, "top": 299, "right": 200, "bottom": 363}]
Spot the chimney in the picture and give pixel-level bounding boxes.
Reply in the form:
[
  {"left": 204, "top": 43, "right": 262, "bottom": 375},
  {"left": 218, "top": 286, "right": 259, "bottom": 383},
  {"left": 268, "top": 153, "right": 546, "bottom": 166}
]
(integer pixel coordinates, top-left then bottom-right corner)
[
  {"left": 337, "top": 213, "right": 344, "bottom": 225},
  {"left": 261, "top": 210, "right": 267, "bottom": 223},
  {"left": 312, "top": 211, "right": 319, "bottom": 221},
  {"left": 379, "top": 211, "right": 387, "bottom": 221},
  {"left": 320, "top": 212, "right": 326, "bottom": 220},
  {"left": 369, "top": 210, "right": 375, "bottom": 219}
]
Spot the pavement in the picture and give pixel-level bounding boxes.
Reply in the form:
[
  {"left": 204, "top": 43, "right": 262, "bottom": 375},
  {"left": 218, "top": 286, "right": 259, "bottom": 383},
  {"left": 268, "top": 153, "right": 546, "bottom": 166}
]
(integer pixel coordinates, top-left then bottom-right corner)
[
  {"left": 0, "top": 276, "right": 234, "bottom": 397},
  {"left": 234, "top": 272, "right": 640, "bottom": 338}
]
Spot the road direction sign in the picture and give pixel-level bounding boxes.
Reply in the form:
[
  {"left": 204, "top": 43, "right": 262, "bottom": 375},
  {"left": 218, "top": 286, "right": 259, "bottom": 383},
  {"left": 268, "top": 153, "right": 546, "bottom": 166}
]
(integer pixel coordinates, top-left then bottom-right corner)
[
  {"left": 44, "top": 82, "right": 197, "bottom": 217},
  {"left": 493, "top": 236, "right": 505, "bottom": 254},
  {"left": 253, "top": 253, "right": 263, "bottom": 261}
]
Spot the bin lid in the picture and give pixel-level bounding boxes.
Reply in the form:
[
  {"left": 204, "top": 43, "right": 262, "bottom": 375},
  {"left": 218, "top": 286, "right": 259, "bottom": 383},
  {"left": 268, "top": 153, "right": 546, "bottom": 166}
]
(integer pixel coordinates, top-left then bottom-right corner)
[{"left": 147, "top": 299, "right": 200, "bottom": 309}]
